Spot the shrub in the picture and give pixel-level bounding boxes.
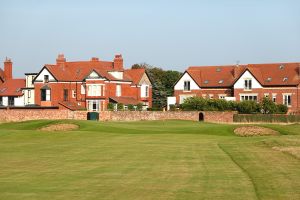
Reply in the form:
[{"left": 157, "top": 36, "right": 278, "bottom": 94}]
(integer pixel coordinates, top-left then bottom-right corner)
[
  {"left": 136, "top": 103, "right": 143, "bottom": 111},
  {"left": 236, "top": 100, "right": 260, "bottom": 114},
  {"left": 128, "top": 104, "right": 135, "bottom": 111},
  {"left": 107, "top": 103, "right": 115, "bottom": 111},
  {"left": 260, "top": 97, "right": 277, "bottom": 114},
  {"left": 276, "top": 104, "right": 288, "bottom": 114},
  {"left": 117, "top": 103, "right": 124, "bottom": 111},
  {"left": 169, "top": 104, "right": 176, "bottom": 111}
]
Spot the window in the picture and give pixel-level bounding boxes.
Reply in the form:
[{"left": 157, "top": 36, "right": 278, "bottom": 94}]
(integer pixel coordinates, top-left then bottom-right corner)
[
  {"left": 8, "top": 97, "right": 14, "bottom": 106},
  {"left": 272, "top": 94, "right": 277, "bottom": 103},
  {"left": 264, "top": 93, "right": 269, "bottom": 98},
  {"left": 240, "top": 94, "right": 257, "bottom": 101},
  {"left": 179, "top": 94, "right": 194, "bottom": 104},
  {"left": 244, "top": 79, "right": 252, "bottom": 90},
  {"left": 116, "top": 84, "right": 121, "bottom": 97},
  {"left": 87, "top": 100, "right": 100, "bottom": 111},
  {"left": 41, "top": 89, "right": 51, "bottom": 101},
  {"left": 72, "top": 90, "right": 76, "bottom": 98},
  {"left": 219, "top": 95, "right": 226, "bottom": 99},
  {"left": 44, "top": 75, "right": 49, "bottom": 83},
  {"left": 209, "top": 94, "right": 214, "bottom": 99},
  {"left": 283, "top": 94, "right": 291, "bottom": 107},
  {"left": 184, "top": 81, "right": 190, "bottom": 91},
  {"left": 0, "top": 97, "right": 3, "bottom": 106},
  {"left": 63, "top": 89, "right": 68, "bottom": 101},
  {"left": 145, "top": 86, "right": 149, "bottom": 97},
  {"left": 28, "top": 90, "right": 31, "bottom": 98},
  {"left": 87, "top": 85, "right": 101, "bottom": 96},
  {"left": 81, "top": 85, "right": 86, "bottom": 94}
]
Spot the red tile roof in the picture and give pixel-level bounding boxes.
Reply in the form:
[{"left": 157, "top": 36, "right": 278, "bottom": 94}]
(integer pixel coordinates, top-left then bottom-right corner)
[
  {"left": 42, "top": 60, "right": 146, "bottom": 84},
  {"left": 109, "top": 97, "right": 141, "bottom": 105},
  {"left": 124, "top": 68, "right": 145, "bottom": 85},
  {"left": 186, "top": 62, "right": 300, "bottom": 88},
  {"left": 0, "top": 79, "right": 25, "bottom": 96},
  {"left": 58, "top": 101, "right": 85, "bottom": 111}
]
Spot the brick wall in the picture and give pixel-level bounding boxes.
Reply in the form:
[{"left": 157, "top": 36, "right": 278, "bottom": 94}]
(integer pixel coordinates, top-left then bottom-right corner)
[
  {"left": 99, "top": 111, "right": 235, "bottom": 123},
  {"left": 0, "top": 109, "right": 87, "bottom": 122},
  {"left": 0, "top": 109, "right": 235, "bottom": 123}
]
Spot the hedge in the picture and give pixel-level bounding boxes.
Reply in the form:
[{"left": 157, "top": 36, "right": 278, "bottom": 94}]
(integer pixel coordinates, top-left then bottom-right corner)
[{"left": 233, "top": 114, "right": 300, "bottom": 123}]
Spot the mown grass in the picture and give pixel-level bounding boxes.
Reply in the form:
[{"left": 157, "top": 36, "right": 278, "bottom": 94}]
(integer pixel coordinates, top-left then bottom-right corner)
[{"left": 0, "top": 120, "right": 299, "bottom": 200}]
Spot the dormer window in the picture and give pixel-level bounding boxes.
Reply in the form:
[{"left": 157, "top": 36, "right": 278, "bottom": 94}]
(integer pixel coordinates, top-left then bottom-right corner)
[
  {"left": 216, "top": 68, "right": 221, "bottom": 72},
  {"left": 267, "top": 77, "right": 272, "bottom": 82},
  {"left": 244, "top": 79, "right": 252, "bottom": 90},
  {"left": 204, "top": 80, "right": 209, "bottom": 84},
  {"left": 279, "top": 64, "right": 284, "bottom": 70},
  {"left": 218, "top": 80, "right": 224, "bottom": 84},
  {"left": 44, "top": 75, "right": 49, "bottom": 83},
  {"left": 184, "top": 81, "right": 190, "bottom": 91},
  {"left": 283, "top": 77, "right": 288, "bottom": 82}
]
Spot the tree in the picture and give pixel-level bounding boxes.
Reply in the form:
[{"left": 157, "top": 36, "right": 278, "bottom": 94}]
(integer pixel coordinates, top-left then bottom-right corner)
[{"left": 260, "top": 97, "right": 277, "bottom": 114}]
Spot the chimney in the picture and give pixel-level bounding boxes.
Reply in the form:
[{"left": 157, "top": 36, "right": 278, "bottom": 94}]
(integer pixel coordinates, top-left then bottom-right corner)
[
  {"left": 233, "top": 61, "right": 240, "bottom": 78},
  {"left": 56, "top": 54, "right": 66, "bottom": 66},
  {"left": 4, "top": 57, "right": 13, "bottom": 80},
  {"left": 113, "top": 54, "right": 123, "bottom": 70},
  {"left": 91, "top": 57, "right": 99, "bottom": 62}
]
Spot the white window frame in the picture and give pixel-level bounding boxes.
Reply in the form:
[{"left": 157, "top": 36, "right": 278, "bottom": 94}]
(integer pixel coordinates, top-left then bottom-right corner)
[
  {"left": 219, "top": 94, "right": 226, "bottom": 99},
  {"left": 240, "top": 94, "right": 258, "bottom": 101},
  {"left": 81, "top": 85, "right": 86, "bottom": 94},
  {"left": 72, "top": 90, "right": 76, "bottom": 98},
  {"left": 28, "top": 90, "right": 31, "bottom": 98},
  {"left": 283, "top": 94, "right": 292, "bottom": 107},
  {"left": 244, "top": 79, "right": 252, "bottom": 90},
  {"left": 183, "top": 81, "right": 191, "bottom": 91},
  {"left": 87, "top": 84, "right": 101, "bottom": 96},
  {"left": 116, "top": 84, "right": 121, "bottom": 97},
  {"left": 87, "top": 100, "right": 100, "bottom": 111},
  {"left": 272, "top": 94, "right": 277, "bottom": 103},
  {"left": 46, "top": 89, "right": 51, "bottom": 101}
]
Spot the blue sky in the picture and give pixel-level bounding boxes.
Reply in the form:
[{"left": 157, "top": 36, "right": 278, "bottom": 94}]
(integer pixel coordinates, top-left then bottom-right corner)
[{"left": 1, "top": 0, "right": 300, "bottom": 77}]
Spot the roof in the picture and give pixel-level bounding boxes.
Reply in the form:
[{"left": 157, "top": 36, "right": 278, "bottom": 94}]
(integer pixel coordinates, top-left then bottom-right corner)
[
  {"left": 109, "top": 97, "right": 141, "bottom": 105},
  {"left": 0, "top": 68, "right": 4, "bottom": 83},
  {"left": 124, "top": 68, "right": 146, "bottom": 85},
  {"left": 0, "top": 79, "right": 25, "bottom": 96},
  {"left": 38, "top": 59, "right": 146, "bottom": 84},
  {"left": 58, "top": 101, "right": 85, "bottom": 111},
  {"left": 186, "top": 62, "right": 300, "bottom": 88}
]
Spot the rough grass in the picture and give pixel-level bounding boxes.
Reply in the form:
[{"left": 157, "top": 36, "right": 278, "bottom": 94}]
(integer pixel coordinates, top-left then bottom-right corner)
[{"left": 0, "top": 120, "right": 299, "bottom": 200}]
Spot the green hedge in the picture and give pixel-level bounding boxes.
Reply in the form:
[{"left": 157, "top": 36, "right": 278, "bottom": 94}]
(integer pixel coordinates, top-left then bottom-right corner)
[{"left": 233, "top": 114, "right": 300, "bottom": 123}]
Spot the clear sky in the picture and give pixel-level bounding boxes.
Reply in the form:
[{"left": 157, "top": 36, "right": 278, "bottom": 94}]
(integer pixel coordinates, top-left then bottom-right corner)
[{"left": 1, "top": 0, "right": 300, "bottom": 77}]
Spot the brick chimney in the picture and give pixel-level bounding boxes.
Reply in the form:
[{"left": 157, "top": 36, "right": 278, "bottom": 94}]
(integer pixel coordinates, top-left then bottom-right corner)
[
  {"left": 113, "top": 54, "right": 123, "bottom": 70},
  {"left": 91, "top": 57, "right": 99, "bottom": 62},
  {"left": 56, "top": 54, "right": 66, "bottom": 68},
  {"left": 4, "top": 57, "right": 13, "bottom": 80}
]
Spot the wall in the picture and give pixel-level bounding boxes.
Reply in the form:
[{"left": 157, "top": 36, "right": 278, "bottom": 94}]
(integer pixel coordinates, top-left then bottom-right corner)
[
  {"left": 0, "top": 109, "right": 235, "bottom": 123},
  {"left": 99, "top": 111, "right": 235, "bottom": 123},
  {"left": 0, "top": 109, "right": 87, "bottom": 122}
]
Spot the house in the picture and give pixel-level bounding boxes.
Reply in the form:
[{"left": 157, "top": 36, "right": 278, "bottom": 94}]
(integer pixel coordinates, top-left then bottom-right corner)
[
  {"left": 22, "top": 73, "right": 38, "bottom": 106},
  {"left": 172, "top": 62, "right": 300, "bottom": 113},
  {"left": 0, "top": 58, "right": 26, "bottom": 107},
  {"left": 32, "top": 54, "right": 152, "bottom": 111}
]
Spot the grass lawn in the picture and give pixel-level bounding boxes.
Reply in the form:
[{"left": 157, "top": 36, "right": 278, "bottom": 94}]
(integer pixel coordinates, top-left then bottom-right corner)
[{"left": 0, "top": 120, "right": 299, "bottom": 200}]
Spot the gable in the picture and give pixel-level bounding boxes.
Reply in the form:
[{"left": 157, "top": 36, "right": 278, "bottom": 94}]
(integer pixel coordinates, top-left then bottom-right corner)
[
  {"left": 139, "top": 72, "right": 151, "bottom": 86},
  {"left": 34, "top": 68, "right": 56, "bottom": 82},
  {"left": 234, "top": 70, "right": 262, "bottom": 89},
  {"left": 174, "top": 72, "right": 200, "bottom": 90},
  {"left": 87, "top": 71, "right": 101, "bottom": 79}
]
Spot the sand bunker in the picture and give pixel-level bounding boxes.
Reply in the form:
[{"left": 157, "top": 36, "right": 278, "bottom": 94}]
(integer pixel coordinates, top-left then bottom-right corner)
[
  {"left": 39, "top": 123, "right": 79, "bottom": 131},
  {"left": 234, "top": 126, "right": 279, "bottom": 137}
]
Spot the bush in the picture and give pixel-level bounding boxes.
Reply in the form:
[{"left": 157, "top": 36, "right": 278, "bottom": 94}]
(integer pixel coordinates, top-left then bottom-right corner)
[
  {"left": 107, "top": 103, "right": 115, "bottom": 111},
  {"left": 169, "top": 104, "right": 176, "bottom": 111},
  {"left": 136, "top": 103, "right": 143, "bottom": 111},
  {"left": 236, "top": 100, "right": 260, "bottom": 114},
  {"left": 117, "top": 103, "right": 124, "bottom": 111},
  {"left": 233, "top": 114, "right": 300, "bottom": 123},
  {"left": 127, "top": 104, "right": 135, "bottom": 111},
  {"left": 276, "top": 104, "right": 288, "bottom": 114},
  {"left": 260, "top": 97, "right": 277, "bottom": 114}
]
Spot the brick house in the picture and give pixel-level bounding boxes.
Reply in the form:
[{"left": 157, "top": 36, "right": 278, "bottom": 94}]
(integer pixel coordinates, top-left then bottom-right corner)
[
  {"left": 32, "top": 54, "right": 152, "bottom": 111},
  {"left": 173, "top": 63, "right": 300, "bottom": 113},
  {"left": 0, "top": 58, "right": 26, "bottom": 107}
]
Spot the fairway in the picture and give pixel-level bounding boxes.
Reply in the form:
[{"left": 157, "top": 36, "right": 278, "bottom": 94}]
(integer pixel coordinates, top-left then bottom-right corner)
[{"left": 0, "top": 120, "right": 299, "bottom": 200}]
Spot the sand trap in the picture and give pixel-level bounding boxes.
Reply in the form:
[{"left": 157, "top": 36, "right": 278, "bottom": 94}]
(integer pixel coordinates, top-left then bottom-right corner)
[
  {"left": 234, "top": 126, "right": 279, "bottom": 137},
  {"left": 272, "top": 146, "right": 300, "bottom": 159},
  {"left": 39, "top": 123, "right": 79, "bottom": 131}
]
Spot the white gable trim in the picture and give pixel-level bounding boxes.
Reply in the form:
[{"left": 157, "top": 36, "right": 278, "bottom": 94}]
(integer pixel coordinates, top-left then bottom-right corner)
[
  {"left": 34, "top": 68, "right": 57, "bottom": 83},
  {"left": 174, "top": 72, "right": 200, "bottom": 90},
  {"left": 234, "top": 70, "right": 262, "bottom": 89}
]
